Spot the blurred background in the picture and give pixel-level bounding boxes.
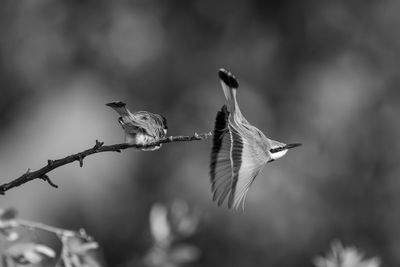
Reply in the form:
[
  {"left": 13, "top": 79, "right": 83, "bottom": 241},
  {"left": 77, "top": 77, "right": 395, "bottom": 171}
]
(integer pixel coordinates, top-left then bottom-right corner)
[{"left": 0, "top": 0, "right": 399, "bottom": 266}]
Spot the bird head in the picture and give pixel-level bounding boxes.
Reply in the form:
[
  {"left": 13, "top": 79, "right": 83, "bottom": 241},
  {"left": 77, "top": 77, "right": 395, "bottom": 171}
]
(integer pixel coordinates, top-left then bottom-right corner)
[
  {"left": 161, "top": 115, "right": 168, "bottom": 130},
  {"left": 269, "top": 141, "right": 301, "bottom": 161}
]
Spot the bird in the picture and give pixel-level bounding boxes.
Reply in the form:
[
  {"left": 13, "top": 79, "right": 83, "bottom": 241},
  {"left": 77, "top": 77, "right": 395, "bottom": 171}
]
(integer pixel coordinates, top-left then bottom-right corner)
[
  {"left": 106, "top": 101, "right": 167, "bottom": 151},
  {"left": 210, "top": 69, "right": 301, "bottom": 210}
]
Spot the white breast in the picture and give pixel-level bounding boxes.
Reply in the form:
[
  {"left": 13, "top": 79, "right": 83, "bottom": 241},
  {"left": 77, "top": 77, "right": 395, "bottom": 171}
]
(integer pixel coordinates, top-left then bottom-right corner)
[
  {"left": 270, "top": 149, "right": 288, "bottom": 160},
  {"left": 135, "top": 133, "right": 150, "bottom": 145}
]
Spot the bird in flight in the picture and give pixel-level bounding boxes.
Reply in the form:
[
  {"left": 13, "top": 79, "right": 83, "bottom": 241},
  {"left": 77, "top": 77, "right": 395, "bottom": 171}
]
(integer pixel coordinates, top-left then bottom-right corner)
[
  {"left": 210, "top": 69, "right": 301, "bottom": 209},
  {"left": 106, "top": 101, "right": 167, "bottom": 151}
]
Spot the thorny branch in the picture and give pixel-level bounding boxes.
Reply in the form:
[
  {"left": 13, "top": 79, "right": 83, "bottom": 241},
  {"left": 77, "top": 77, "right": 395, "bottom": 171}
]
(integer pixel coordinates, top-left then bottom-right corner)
[{"left": 0, "top": 132, "right": 212, "bottom": 195}]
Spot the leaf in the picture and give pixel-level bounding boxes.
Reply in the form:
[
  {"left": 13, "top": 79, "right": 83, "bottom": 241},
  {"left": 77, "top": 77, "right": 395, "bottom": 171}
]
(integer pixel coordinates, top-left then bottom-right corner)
[
  {"left": 143, "top": 246, "right": 168, "bottom": 267},
  {"left": 4, "top": 242, "right": 55, "bottom": 265},
  {"left": 313, "top": 240, "right": 381, "bottom": 267},
  {"left": 60, "top": 232, "right": 102, "bottom": 267},
  {"left": 65, "top": 237, "right": 99, "bottom": 255},
  {"left": 0, "top": 208, "right": 18, "bottom": 221},
  {"left": 149, "top": 203, "right": 171, "bottom": 245},
  {"left": 0, "top": 228, "right": 19, "bottom": 241},
  {"left": 170, "top": 200, "right": 199, "bottom": 237},
  {"left": 169, "top": 244, "right": 200, "bottom": 265},
  {"left": 0, "top": 207, "right": 19, "bottom": 241}
]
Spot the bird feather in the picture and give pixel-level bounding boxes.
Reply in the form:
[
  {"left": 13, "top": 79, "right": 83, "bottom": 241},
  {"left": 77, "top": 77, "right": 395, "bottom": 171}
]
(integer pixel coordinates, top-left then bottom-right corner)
[{"left": 228, "top": 124, "right": 265, "bottom": 209}]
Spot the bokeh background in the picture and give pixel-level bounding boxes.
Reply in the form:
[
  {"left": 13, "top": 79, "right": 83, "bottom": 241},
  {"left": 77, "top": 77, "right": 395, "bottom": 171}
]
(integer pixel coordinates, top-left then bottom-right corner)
[{"left": 1, "top": 0, "right": 400, "bottom": 266}]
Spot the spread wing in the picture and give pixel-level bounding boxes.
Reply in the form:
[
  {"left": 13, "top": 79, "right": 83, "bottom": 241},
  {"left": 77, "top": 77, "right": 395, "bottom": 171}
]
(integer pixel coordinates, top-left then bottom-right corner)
[
  {"left": 210, "top": 105, "right": 233, "bottom": 205},
  {"left": 210, "top": 105, "right": 267, "bottom": 209},
  {"left": 227, "top": 124, "right": 266, "bottom": 210}
]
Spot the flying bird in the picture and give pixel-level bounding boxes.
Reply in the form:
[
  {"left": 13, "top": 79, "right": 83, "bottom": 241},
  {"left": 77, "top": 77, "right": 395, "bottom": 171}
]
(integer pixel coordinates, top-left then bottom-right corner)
[
  {"left": 106, "top": 101, "right": 167, "bottom": 151},
  {"left": 210, "top": 69, "right": 301, "bottom": 209}
]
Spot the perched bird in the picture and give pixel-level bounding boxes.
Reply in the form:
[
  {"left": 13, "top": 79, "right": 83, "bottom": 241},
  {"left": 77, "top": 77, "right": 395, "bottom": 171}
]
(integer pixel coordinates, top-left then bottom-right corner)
[
  {"left": 210, "top": 69, "right": 301, "bottom": 209},
  {"left": 106, "top": 101, "right": 167, "bottom": 151}
]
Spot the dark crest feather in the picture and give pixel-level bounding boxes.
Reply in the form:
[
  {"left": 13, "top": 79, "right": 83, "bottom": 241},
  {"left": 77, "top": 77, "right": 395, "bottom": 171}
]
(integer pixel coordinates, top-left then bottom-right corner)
[
  {"left": 218, "top": 69, "right": 239, "bottom": 89},
  {"left": 210, "top": 105, "right": 229, "bottom": 182}
]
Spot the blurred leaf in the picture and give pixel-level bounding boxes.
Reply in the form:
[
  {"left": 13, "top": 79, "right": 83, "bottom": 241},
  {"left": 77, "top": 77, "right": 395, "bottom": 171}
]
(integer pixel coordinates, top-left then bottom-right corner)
[
  {"left": 60, "top": 231, "right": 101, "bottom": 267},
  {"left": 169, "top": 244, "right": 200, "bottom": 265},
  {"left": 65, "top": 237, "right": 98, "bottom": 255},
  {"left": 143, "top": 246, "right": 168, "bottom": 267},
  {"left": 314, "top": 241, "right": 381, "bottom": 267},
  {"left": 2, "top": 255, "right": 10, "bottom": 267},
  {"left": 144, "top": 244, "right": 200, "bottom": 267},
  {"left": 170, "top": 200, "right": 199, "bottom": 237},
  {"left": 0, "top": 227, "right": 19, "bottom": 241},
  {"left": 0, "top": 207, "right": 19, "bottom": 241},
  {"left": 145, "top": 202, "right": 201, "bottom": 267},
  {"left": 4, "top": 242, "right": 55, "bottom": 265},
  {"left": 0, "top": 208, "right": 18, "bottom": 221},
  {"left": 150, "top": 203, "right": 171, "bottom": 245}
]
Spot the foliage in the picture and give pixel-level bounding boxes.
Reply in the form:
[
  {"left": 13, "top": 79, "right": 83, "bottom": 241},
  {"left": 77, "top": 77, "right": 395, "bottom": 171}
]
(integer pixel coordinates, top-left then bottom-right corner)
[
  {"left": 314, "top": 241, "right": 381, "bottom": 267},
  {"left": 144, "top": 201, "right": 200, "bottom": 267},
  {"left": 0, "top": 208, "right": 100, "bottom": 267},
  {"left": 0, "top": 202, "right": 201, "bottom": 267}
]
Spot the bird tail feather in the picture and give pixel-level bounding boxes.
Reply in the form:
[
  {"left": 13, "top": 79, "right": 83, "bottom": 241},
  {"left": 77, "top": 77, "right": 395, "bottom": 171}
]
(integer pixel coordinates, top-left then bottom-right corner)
[
  {"left": 113, "top": 106, "right": 130, "bottom": 116},
  {"left": 106, "top": 101, "right": 130, "bottom": 116},
  {"left": 221, "top": 82, "right": 238, "bottom": 113},
  {"left": 218, "top": 69, "right": 240, "bottom": 114}
]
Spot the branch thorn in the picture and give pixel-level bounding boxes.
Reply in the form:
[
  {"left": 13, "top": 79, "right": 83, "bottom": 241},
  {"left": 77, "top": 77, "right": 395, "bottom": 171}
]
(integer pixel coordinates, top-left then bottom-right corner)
[
  {"left": 94, "top": 140, "right": 104, "bottom": 151},
  {"left": 41, "top": 175, "right": 58, "bottom": 188}
]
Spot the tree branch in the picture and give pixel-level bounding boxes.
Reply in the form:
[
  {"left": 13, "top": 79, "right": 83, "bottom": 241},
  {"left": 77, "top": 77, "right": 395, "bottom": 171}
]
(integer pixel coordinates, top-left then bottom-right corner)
[{"left": 0, "top": 132, "right": 212, "bottom": 195}]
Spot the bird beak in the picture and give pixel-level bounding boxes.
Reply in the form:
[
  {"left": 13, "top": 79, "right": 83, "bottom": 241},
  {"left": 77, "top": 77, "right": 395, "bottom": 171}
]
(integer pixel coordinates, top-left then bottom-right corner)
[{"left": 285, "top": 143, "right": 302, "bottom": 149}]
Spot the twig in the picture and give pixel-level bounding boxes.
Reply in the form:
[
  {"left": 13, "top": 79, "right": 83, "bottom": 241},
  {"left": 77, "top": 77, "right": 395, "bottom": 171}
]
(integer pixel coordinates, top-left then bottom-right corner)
[
  {"left": 40, "top": 175, "right": 59, "bottom": 188},
  {"left": 15, "top": 219, "right": 76, "bottom": 237},
  {"left": 0, "top": 132, "right": 212, "bottom": 194},
  {"left": 1, "top": 218, "right": 89, "bottom": 240}
]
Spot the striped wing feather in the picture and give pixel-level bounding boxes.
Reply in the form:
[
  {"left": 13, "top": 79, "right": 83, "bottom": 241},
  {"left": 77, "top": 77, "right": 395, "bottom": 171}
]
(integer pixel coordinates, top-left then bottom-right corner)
[
  {"left": 119, "top": 116, "right": 140, "bottom": 134},
  {"left": 210, "top": 106, "right": 233, "bottom": 205},
  {"left": 228, "top": 125, "right": 266, "bottom": 209},
  {"left": 210, "top": 105, "right": 267, "bottom": 209}
]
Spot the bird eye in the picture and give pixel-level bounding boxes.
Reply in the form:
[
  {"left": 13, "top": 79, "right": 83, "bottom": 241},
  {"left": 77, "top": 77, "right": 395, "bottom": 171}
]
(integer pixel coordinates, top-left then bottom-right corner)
[{"left": 270, "top": 147, "right": 284, "bottom": 153}]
